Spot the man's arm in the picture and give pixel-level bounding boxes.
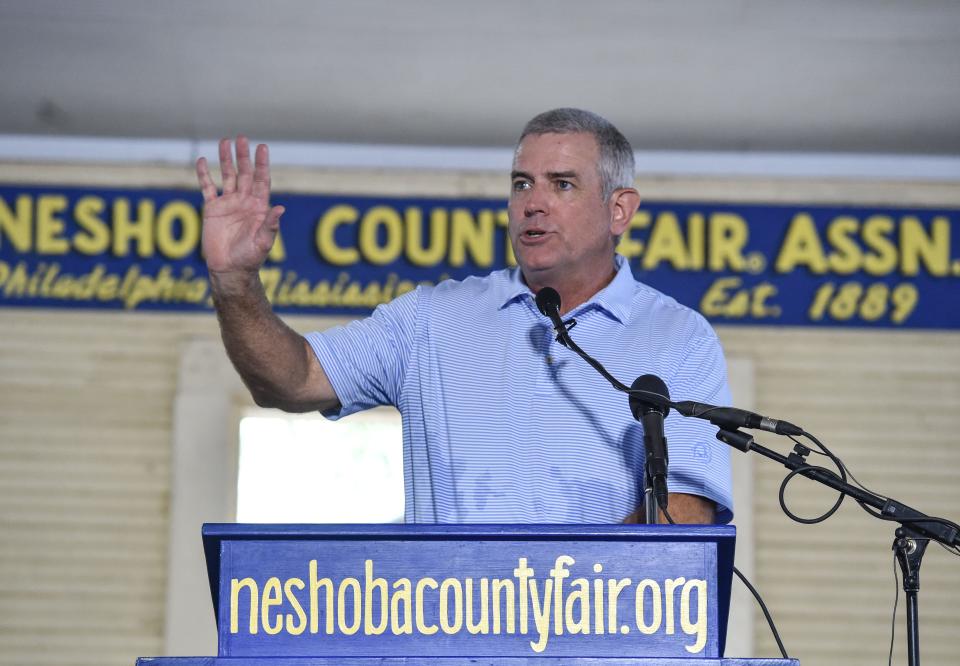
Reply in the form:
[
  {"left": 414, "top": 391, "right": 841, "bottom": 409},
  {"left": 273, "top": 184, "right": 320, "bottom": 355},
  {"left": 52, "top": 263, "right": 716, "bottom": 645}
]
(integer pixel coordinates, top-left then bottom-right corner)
[
  {"left": 196, "top": 136, "right": 339, "bottom": 413},
  {"left": 624, "top": 492, "right": 716, "bottom": 525}
]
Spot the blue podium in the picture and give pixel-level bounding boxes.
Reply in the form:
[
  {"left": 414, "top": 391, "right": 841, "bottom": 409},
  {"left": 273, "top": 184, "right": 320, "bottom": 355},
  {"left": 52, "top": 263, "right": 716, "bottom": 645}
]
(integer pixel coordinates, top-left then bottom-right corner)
[{"left": 137, "top": 524, "right": 797, "bottom": 665}]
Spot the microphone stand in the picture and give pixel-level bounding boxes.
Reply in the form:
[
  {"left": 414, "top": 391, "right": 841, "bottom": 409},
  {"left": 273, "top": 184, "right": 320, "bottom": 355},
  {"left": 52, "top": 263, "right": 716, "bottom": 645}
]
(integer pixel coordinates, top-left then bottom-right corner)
[
  {"left": 715, "top": 428, "right": 958, "bottom": 666},
  {"left": 643, "top": 469, "right": 659, "bottom": 525}
]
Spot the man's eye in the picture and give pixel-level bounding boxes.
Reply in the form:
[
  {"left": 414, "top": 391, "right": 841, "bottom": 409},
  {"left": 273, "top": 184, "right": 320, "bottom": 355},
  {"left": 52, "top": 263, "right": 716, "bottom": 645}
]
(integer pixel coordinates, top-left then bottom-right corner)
[
  {"left": 556, "top": 180, "right": 573, "bottom": 190},
  {"left": 512, "top": 180, "right": 530, "bottom": 192}
]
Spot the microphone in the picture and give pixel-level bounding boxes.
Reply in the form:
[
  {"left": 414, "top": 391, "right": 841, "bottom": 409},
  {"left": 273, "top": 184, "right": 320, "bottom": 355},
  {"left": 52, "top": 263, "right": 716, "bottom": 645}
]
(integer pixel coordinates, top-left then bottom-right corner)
[
  {"left": 534, "top": 287, "right": 569, "bottom": 346},
  {"left": 629, "top": 374, "right": 670, "bottom": 517},
  {"left": 673, "top": 401, "right": 804, "bottom": 436},
  {"left": 534, "top": 286, "right": 561, "bottom": 318}
]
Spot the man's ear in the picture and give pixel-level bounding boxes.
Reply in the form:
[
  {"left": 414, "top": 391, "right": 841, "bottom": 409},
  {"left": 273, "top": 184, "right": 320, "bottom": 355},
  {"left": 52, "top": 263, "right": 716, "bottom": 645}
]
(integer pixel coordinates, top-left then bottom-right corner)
[{"left": 609, "top": 187, "right": 641, "bottom": 235}]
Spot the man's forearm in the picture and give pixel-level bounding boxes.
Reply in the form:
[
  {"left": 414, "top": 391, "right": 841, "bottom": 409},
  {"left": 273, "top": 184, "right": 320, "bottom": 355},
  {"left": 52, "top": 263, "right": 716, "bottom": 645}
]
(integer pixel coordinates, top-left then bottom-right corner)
[{"left": 210, "top": 270, "right": 336, "bottom": 412}]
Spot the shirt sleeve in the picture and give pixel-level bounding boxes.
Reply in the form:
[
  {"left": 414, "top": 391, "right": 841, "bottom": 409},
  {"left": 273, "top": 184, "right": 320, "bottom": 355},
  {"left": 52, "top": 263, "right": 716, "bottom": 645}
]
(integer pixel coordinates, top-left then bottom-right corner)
[
  {"left": 664, "top": 329, "right": 736, "bottom": 524},
  {"left": 304, "top": 288, "right": 421, "bottom": 420}
]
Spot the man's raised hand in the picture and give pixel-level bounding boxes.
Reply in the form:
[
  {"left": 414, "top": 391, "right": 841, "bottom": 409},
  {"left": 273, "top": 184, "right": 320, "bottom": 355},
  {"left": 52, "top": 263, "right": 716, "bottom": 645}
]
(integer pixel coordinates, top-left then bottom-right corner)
[{"left": 196, "top": 136, "right": 284, "bottom": 274}]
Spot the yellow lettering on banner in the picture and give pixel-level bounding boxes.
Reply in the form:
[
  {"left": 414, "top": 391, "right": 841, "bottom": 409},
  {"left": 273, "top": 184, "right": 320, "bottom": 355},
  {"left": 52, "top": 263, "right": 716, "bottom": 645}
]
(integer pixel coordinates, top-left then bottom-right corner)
[
  {"left": 593, "top": 563, "right": 605, "bottom": 635},
  {"left": 360, "top": 206, "right": 403, "bottom": 265},
  {"left": 862, "top": 215, "right": 897, "bottom": 275},
  {"left": 708, "top": 213, "right": 747, "bottom": 271},
  {"left": 606, "top": 578, "right": 631, "bottom": 635},
  {"left": 230, "top": 577, "right": 259, "bottom": 635},
  {"left": 701, "top": 277, "right": 745, "bottom": 316},
  {"left": 643, "top": 212, "right": 689, "bottom": 270},
  {"left": 564, "top": 578, "right": 591, "bottom": 635},
  {"left": 364, "top": 559, "right": 388, "bottom": 635},
  {"left": 390, "top": 578, "right": 413, "bottom": 635},
  {"left": 337, "top": 578, "right": 362, "bottom": 635},
  {"left": 396, "top": 279, "right": 417, "bottom": 297},
  {"left": 513, "top": 558, "right": 533, "bottom": 635},
  {"left": 634, "top": 579, "right": 662, "bottom": 634},
  {"left": 491, "top": 578, "right": 516, "bottom": 634},
  {"left": 528, "top": 578, "right": 554, "bottom": 653},
  {"left": 901, "top": 216, "right": 949, "bottom": 276},
  {"left": 309, "top": 560, "right": 335, "bottom": 634},
  {"left": 268, "top": 230, "right": 286, "bottom": 262},
  {"left": 0, "top": 195, "right": 32, "bottom": 251},
  {"left": 465, "top": 578, "right": 490, "bottom": 635},
  {"left": 750, "top": 282, "right": 779, "bottom": 317},
  {"left": 825, "top": 216, "right": 863, "bottom": 274},
  {"left": 113, "top": 198, "right": 155, "bottom": 257},
  {"left": 449, "top": 208, "right": 493, "bottom": 268},
  {"left": 74, "top": 196, "right": 110, "bottom": 255},
  {"left": 550, "top": 556, "right": 574, "bottom": 636},
  {"left": 499, "top": 210, "right": 518, "bottom": 267},
  {"left": 261, "top": 577, "right": 283, "bottom": 635},
  {"left": 284, "top": 578, "right": 307, "bottom": 635},
  {"left": 616, "top": 211, "right": 650, "bottom": 260},
  {"left": 37, "top": 195, "right": 70, "bottom": 254},
  {"left": 406, "top": 207, "right": 448, "bottom": 266},
  {"left": 664, "top": 577, "right": 686, "bottom": 635},
  {"left": 414, "top": 577, "right": 439, "bottom": 635},
  {"left": 439, "top": 578, "right": 464, "bottom": 634},
  {"left": 316, "top": 205, "right": 360, "bottom": 266},
  {"left": 680, "top": 579, "right": 707, "bottom": 654},
  {"left": 156, "top": 201, "right": 200, "bottom": 259},
  {"left": 688, "top": 213, "right": 706, "bottom": 269},
  {"left": 775, "top": 213, "right": 827, "bottom": 274}
]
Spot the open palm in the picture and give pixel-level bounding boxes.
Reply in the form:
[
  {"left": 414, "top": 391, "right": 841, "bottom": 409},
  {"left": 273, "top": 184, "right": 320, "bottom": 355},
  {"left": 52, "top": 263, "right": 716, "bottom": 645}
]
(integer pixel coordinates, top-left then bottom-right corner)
[{"left": 196, "top": 136, "right": 284, "bottom": 274}]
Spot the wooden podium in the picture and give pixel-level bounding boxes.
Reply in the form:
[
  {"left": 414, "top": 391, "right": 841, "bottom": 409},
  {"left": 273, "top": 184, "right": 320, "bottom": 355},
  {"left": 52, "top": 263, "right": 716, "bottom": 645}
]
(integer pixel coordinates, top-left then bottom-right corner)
[{"left": 137, "top": 524, "right": 798, "bottom": 665}]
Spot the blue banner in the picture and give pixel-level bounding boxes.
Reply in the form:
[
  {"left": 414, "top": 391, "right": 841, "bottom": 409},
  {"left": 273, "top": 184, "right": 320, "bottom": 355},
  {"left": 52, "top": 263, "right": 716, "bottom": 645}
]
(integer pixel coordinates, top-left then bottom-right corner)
[
  {"left": 205, "top": 524, "right": 731, "bottom": 659},
  {"left": 1, "top": 185, "right": 957, "bottom": 329}
]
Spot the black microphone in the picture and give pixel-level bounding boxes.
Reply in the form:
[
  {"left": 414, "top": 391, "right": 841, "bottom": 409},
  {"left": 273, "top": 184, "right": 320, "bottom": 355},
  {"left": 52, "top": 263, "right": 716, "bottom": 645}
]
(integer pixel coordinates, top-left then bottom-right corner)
[
  {"left": 534, "top": 287, "right": 571, "bottom": 348},
  {"left": 673, "top": 400, "right": 803, "bottom": 436},
  {"left": 534, "top": 286, "right": 561, "bottom": 318},
  {"left": 629, "top": 374, "right": 670, "bottom": 517}
]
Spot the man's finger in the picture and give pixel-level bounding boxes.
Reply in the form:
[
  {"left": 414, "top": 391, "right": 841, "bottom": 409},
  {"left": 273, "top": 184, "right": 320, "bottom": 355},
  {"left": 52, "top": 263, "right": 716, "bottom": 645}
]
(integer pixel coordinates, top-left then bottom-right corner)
[
  {"left": 236, "top": 135, "right": 254, "bottom": 194},
  {"left": 252, "top": 143, "right": 271, "bottom": 201},
  {"left": 255, "top": 205, "right": 285, "bottom": 255},
  {"left": 265, "top": 205, "right": 284, "bottom": 232},
  {"left": 196, "top": 157, "right": 218, "bottom": 203},
  {"left": 219, "top": 138, "right": 237, "bottom": 194}
]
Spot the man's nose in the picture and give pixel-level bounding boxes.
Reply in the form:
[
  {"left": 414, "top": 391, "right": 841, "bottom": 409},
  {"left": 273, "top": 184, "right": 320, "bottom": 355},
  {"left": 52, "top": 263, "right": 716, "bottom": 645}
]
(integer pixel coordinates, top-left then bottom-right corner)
[{"left": 523, "top": 185, "right": 548, "bottom": 217}]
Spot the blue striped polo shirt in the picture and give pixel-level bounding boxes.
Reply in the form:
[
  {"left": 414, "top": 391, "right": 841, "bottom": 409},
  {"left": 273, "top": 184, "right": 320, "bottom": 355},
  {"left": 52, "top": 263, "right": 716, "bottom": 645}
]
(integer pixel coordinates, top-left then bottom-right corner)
[{"left": 306, "top": 255, "right": 733, "bottom": 524}]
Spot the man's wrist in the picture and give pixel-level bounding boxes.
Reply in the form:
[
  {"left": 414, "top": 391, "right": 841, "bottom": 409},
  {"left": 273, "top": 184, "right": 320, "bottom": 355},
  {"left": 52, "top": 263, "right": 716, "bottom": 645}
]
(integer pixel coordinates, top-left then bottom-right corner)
[{"left": 208, "top": 268, "right": 263, "bottom": 298}]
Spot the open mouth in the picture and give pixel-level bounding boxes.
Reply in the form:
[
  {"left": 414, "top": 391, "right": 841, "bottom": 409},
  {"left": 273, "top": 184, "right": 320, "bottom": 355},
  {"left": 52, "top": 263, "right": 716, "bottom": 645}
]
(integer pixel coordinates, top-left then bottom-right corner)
[{"left": 524, "top": 230, "right": 546, "bottom": 238}]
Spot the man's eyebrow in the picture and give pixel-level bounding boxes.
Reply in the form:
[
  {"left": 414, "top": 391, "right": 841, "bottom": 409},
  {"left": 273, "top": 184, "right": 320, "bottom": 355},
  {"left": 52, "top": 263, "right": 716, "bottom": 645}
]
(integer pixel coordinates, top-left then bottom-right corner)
[
  {"left": 547, "top": 170, "right": 578, "bottom": 180},
  {"left": 510, "top": 170, "right": 532, "bottom": 180}
]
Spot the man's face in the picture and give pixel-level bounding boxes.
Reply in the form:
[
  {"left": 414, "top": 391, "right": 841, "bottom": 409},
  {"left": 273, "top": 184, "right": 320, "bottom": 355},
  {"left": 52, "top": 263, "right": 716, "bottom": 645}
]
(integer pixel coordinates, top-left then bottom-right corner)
[{"left": 508, "top": 132, "right": 619, "bottom": 289}]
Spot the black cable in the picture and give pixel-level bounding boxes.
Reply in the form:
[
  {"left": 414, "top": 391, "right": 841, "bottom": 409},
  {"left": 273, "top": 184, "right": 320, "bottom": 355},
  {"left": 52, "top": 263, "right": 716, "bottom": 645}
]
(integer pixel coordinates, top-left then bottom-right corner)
[
  {"left": 797, "top": 432, "right": 847, "bottom": 484},
  {"left": 889, "top": 554, "right": 898, "bottom": 666},
  {"left": 661, "top": 506, "right": 675, "bottom": 526},
  {"left": 732, "top": 565, "right": 790, "bottom": 660},
  {"left": 778, "top": 464, "right": 846, "bottom": 525},
  {"left": 658, "top": 500, "right": 789, "bottom": 660},
  {"left": 936, "top": 541, "right": 960, "bottom": 558},
  {"left": 552, "top": 316, "right": 673, "bottom": 407},
  {"left": 785, "top": 435, "right": 960, "bottom": 545}
]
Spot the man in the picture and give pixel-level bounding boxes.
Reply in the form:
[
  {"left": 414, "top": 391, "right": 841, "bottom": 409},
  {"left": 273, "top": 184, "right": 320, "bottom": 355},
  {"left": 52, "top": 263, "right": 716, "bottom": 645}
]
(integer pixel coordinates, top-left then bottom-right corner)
[{"left": 196, "top": 108, "right": 733, "bottom": 525}]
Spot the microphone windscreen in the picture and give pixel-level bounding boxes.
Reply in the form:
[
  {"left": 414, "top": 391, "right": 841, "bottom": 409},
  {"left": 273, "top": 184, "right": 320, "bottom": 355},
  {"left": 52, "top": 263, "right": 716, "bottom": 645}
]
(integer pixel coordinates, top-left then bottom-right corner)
[
  {"left": 535, "top": 287, "right": 561, "bottom": 317},
  {"left": 629, "top": 374, "right": 671, "bottom": 420}
]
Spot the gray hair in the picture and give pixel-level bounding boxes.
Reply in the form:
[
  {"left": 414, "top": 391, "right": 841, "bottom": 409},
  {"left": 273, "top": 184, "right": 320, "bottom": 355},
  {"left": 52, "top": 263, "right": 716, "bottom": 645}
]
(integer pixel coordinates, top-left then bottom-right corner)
[{"left": 516, "top": 108, "right": 636, "bottom": 200}]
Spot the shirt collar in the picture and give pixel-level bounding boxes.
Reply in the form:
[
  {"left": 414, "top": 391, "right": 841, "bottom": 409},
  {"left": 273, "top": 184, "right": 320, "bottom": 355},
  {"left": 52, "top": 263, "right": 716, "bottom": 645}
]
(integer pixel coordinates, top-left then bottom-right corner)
[{"left": 496, "top": 254, "right": 634, "bottom": 325}]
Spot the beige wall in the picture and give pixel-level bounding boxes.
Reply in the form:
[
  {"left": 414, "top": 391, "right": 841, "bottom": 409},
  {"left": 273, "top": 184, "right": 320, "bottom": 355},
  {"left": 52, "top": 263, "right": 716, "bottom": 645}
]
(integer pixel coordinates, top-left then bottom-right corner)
[{"left": 1, "top": 160, "right": 957, "bottom": 665}]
